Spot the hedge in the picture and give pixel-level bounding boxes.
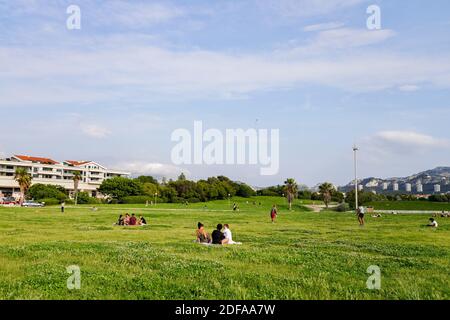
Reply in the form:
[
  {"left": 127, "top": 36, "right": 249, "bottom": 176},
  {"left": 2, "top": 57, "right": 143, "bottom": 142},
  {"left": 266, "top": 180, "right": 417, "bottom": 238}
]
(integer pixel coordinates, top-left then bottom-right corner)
[{"left": 121, "top": 196, "right": 154, "bottom": 204}]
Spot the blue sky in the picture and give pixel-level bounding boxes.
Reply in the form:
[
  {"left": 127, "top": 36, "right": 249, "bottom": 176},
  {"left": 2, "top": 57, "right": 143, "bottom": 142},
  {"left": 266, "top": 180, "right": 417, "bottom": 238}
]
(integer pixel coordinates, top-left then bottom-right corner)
[{"left": 1, "top": 0, "right": 450, "bottom": 187}]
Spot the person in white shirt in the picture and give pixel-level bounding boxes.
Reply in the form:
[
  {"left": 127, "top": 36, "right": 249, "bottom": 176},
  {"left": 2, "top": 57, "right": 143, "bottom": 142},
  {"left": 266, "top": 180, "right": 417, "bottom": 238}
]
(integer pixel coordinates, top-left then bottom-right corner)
[
  {"left": 223, "top": 224, "right": 241, "bottom": 245},
  {"left": 357, "top": 206, "right": 365, "bottom": 226},
  {"left": 428, "top": 218, "right": 438, "bottom": 228}
]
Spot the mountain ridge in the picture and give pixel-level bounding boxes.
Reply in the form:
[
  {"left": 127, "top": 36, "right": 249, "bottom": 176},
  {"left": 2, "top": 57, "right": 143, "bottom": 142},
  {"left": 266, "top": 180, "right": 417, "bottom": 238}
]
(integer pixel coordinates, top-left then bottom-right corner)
[{"left": 340, "top": 167, "right": 450, "bottom": 194}]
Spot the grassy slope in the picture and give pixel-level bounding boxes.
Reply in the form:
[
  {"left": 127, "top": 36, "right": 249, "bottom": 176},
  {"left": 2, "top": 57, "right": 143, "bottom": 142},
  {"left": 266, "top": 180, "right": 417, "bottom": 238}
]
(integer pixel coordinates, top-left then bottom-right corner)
[
  {"left": 0, "top": 197, "right": 448, "bottom": 300},
  {"left": 368, "top": 201, "right": 450, "bottom": 211}
]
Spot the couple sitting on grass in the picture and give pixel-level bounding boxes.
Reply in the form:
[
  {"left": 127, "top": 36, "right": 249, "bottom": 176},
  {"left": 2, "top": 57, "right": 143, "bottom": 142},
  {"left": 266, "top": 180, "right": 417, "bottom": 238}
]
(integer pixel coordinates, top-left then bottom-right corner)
[
  {"left": 116, "top": 213, "right": 147, "bottom": 226},
  {"left": 196, "top": 222, "right": 241, "bottom": 245}
]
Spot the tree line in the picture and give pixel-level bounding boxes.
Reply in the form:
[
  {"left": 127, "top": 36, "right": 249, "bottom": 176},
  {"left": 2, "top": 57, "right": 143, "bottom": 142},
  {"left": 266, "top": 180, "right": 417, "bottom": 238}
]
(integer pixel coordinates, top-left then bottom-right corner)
[
  {"left": 13, "top": 167, "right": 449, "bottom": 207},
  {"left": 98, "top": 173, "right": 257, "bottom": 203}
]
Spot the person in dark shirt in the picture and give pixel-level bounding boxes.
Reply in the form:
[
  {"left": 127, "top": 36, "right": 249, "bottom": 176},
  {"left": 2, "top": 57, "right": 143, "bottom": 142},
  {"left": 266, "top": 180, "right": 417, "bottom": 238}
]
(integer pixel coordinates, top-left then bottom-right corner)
[
  {"left": 211, "top": 224, "right": 229, "bottom": 245},
  {"left": 117, "top": 214, "right": 124, "bottom": 226},
  {"left": 129, "top": 214, "right": 137, "bottom": 226},
  {"left": 139, "top": 216, "right": 147, "bottom": 225}
]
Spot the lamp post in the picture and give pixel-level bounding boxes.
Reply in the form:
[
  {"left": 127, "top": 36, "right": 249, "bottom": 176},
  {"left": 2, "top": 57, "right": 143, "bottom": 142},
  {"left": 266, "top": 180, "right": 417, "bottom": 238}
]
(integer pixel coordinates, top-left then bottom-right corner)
[
  {"left": 228, "top": 194, "right": 231, "bottom": 207},
  {"left": 353, "top": 145, "right": 359, "bottom": 213},
  {"left": 154, "top": 192, "right": 158, "bottom": 206}
]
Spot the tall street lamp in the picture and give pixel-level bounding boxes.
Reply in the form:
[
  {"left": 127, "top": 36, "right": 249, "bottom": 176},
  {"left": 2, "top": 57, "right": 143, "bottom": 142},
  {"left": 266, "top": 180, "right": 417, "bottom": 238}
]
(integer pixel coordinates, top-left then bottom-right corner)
[{"left": 353, "top": 145, "right": 359, "bottom": 213}]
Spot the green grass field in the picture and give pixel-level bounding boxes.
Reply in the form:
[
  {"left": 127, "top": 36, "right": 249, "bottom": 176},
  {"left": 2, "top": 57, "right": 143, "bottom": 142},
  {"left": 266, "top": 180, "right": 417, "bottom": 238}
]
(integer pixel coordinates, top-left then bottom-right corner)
[
  {"left": 368, "top": 201, "right": 450, "bottom": 211},
  {"left": 0, "top": 197, "right": 448, "bottom": 300}
]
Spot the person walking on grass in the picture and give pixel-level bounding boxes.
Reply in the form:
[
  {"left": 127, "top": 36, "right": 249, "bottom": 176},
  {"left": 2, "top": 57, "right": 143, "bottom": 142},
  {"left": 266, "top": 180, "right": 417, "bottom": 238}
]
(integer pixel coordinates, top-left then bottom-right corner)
[
  {"left": 270, "top": 205, "right": 278, "bottom": 223},
  {"left": 61, "top": 201, "right": 65, "bottom": 213},
  {"left": 357, "top": 206, "right": 365, "bottom": 226}
]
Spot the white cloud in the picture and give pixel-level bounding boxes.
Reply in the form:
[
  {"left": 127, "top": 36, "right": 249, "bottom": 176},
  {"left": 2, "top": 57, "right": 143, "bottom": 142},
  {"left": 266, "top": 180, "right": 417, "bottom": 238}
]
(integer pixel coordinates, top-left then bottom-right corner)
[
  {"left": 303, "top": 22, "right": 345, "bottom": 32},
  {"left": 374, "top": 131, "right": 449, "bottom": 148},
  {"left": 81, "top": 124, "right": 112, "bottom": 138},
  {"left": 117, "top": 161, "right": 188, "bottom": 178},
  {"left": 398, "top": 84, "right": 420, "bottom": 92},
  {"left": 264, "top": 0, "right": 364, "bottom": 18},
  {"left": 361, "top": 131, "right": 450, "bottom": 163},
  {"left": 93, "top": 1, "right": 185, "bottom": 28},
  {"left": 291, "top": 28, "right": 396, "bottom": 53},
  {"left": 1, "top": 38, "right": 449, "bottom": 108},
  {"left": 0, "top": 10, "right": 449, "bottom": 109}
]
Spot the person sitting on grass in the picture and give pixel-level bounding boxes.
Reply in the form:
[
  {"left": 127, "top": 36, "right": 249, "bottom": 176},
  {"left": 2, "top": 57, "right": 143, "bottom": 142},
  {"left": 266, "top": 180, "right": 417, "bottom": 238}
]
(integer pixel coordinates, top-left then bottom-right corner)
[
  {"left": 124, "top": 213, "right": 130, "bottom": 226},
  {"left": 196, "top": 222, "right": 211, "bottom": 244},
  {"left": 223, "top": 224, "right": 241, "bottom": 245},
  {"left": 427, "top": 218, "right": 438, "bottom": 228},
  {"left": 139, "top": 216, "right": 147, "bottom": 225},
  {"left": 129, "top": 213, "right": 137, "bottom": 226},
  {"left": 211, "top": 224, "right": 229, "bottom": 245},
  {"left": 116, "top": 214, "right": 124, "bottom": 226}
]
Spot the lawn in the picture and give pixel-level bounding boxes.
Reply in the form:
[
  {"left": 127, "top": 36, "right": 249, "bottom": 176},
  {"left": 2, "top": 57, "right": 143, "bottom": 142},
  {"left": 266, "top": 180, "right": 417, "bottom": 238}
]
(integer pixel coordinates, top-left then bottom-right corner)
[
  {"left": 0, "top": 196, "right": 448, "bottom": 300},
  {"left": 368, "top": 201, "right": 450, "bottom": 211}
]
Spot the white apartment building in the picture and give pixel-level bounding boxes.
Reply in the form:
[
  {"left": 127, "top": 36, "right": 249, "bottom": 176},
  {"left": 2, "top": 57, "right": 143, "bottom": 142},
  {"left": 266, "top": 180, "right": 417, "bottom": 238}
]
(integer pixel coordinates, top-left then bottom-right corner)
[{"left": 0, "top": 155, "right": 129, "bottom": 198}]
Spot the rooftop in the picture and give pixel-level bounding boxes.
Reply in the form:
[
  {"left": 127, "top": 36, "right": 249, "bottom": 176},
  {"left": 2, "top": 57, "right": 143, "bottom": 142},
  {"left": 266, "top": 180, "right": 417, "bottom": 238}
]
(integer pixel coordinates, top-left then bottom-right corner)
[
  {"left": 64, "top": 160, "right": 91, "bottom": 166},
  {"left": 13, "top": 155, "right": 59, "bottom": 165}
]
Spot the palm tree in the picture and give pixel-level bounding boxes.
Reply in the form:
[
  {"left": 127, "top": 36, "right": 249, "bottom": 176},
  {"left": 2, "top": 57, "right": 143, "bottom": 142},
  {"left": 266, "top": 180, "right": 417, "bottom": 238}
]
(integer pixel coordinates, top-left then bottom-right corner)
[
  {"left": 72, "top": 171, "right": 82, "bottom": 205},
  {"left": 319, "top": 182, "right": 334, "bottom": 209},
  {"left": 284, "top": 178, "right": 298, "bottom": 211},
  {"left": 14, "top": 167, "right": 32, "bottom": 206}
]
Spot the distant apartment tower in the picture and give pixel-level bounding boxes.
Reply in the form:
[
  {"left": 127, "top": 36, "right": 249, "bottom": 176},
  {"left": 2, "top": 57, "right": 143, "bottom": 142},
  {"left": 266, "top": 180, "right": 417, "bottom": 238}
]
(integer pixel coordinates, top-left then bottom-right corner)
[
  {"left": 382, "top": 182, "right": 389, "bottom": 190},
  {"left": 405, "top": 183, "right": 412, "bottom": 192},
  {"left": 393, "top": 182, "right": 399, "bottom": 192},
  {"left": 358, "top": 185, "right": 363, "bottom": 191},
  {"left": 416, "top": 183, "right": 423, "bottom": 193},
  {"left": 434, "top": 184, "right": 441, "bottom": 193}
]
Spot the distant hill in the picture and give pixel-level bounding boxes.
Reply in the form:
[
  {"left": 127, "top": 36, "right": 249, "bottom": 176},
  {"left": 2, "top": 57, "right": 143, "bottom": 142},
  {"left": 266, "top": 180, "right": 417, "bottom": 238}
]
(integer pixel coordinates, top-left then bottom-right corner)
[{"left": 339, "top": 167, "right": 450, "bottom": 194}]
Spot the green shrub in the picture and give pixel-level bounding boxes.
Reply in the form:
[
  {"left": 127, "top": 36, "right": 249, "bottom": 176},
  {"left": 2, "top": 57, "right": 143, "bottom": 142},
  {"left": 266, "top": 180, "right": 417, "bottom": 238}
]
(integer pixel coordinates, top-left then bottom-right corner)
[
  {"left": 334, "top": 203, "right": 350, "bottom": 212},
  {"left": 171, "top": 196, "right": 185, "bottom": 203},
  {"left": 121, "top": 196, "right": 153, "bottom": 204},
  {"left": 40, "top": 198, "right": 60, "bottom": 206},
  {"left": 76, "top": 192, "right": 101, "bottom": 204},
  {"left": 187, "top": 197, "right": 201, "bottom": 203}
]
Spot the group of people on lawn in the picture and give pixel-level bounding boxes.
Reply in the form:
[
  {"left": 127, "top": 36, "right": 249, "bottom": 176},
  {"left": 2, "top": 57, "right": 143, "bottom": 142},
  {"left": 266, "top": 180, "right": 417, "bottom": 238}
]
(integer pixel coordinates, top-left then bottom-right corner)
[
  {"left": 116, "top": 213, "right": 147, "bottom": 226},
  {"left": 196, "top": 222, "right": 241, "bottom": 245}
]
